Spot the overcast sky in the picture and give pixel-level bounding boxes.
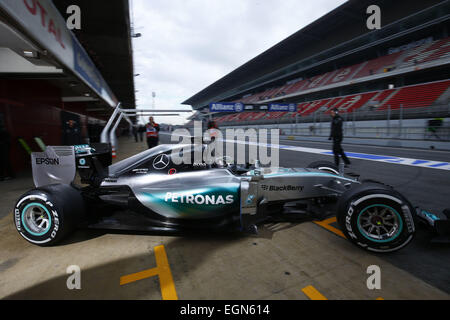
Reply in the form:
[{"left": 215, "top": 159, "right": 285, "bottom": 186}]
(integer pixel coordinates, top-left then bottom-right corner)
[{"left": 131, "top": 0, "right": 347, "bottom": 125}]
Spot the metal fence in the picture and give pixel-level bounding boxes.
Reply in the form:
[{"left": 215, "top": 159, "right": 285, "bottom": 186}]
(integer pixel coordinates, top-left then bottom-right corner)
[{"left": 282, "top": 125, "right": 450, "bottom": 142}]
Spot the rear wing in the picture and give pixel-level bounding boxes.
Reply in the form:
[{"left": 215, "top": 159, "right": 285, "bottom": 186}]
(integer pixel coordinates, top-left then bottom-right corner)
[
  {"left": 31, "top": 146, "right": 76, "bottom": 187},
  {"left": 31, "top": 143, "right": 112, "bottom": 188}
]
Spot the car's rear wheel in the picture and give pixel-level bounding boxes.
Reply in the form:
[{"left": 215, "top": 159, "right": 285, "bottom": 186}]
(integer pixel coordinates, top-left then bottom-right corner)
[
  {"left": 336, "top": 183, "right": 416, "bottom": 253},
  {"left": 307, "top": 161, "right": 339, "bottom": 175},
  {"left": 14, "top": 184, "right": 85, "bottom": 246}
]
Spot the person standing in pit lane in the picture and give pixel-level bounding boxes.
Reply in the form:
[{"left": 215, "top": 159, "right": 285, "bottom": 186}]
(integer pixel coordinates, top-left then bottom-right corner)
[
  {"left": 138, "top": 123, "right": 145, "bottom": 142},
  {"left": 63, "top": 119, "right": 82, "bottom": 146},
  {"left": 146, "top": 116, "right": 160, "bottom": 149},
  {"left": 132, "top": 125, "right": 139, "bottom": 142},
  {"left": 329, "top": 108, "right": 351, "bottom": 167},
  {"left": 206, "top": 120, "right": 219, "bottom": 142}
]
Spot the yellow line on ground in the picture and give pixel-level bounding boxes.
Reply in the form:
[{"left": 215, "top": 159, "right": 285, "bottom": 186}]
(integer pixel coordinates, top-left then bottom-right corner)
[
  {"left": 154, "top": 245, "right": 178, "bottom": 300},
  {"left": 313, "top": 217, "right": 346, "bottom": 239},
  {"left": 120, "top": 245, "right": 178, "bottom": 300},
  {"left": 302, "top": 285, "right": 328, "bottom": 300},
  {"left": 120, "top": 268, "right": 159, "bottom": 285}
]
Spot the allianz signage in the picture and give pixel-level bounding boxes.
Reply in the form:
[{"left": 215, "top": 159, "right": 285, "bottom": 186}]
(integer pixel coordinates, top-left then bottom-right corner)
[
  {"left": 269, "top": 104, "right": 297, "bottom": 112},
  {"left": 209, "top": 102, "right": 297, "bottom": 113},
  {"left": 209, "top": 103, "right": 244, "bottom": 113}
]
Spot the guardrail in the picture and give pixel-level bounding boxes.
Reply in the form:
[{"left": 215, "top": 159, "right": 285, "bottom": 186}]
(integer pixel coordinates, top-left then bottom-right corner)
[{"left": 281, "top": 126, "right": 450, "bottom": 142}]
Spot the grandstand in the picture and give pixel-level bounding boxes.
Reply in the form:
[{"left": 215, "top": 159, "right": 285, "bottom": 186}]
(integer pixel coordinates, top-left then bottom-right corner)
[
  {"left": 212, "top": 79, "right": 450, "bottom": 125},
  {"left": 183, "top": 0, "right": 450, "bottom": 145},
  {"left": 234, "top": 37, "right": 450, "bottom": 106}
]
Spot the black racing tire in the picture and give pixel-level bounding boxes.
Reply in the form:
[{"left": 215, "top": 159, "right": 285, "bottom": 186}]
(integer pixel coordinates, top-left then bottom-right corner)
[
  {"left": 307, "top": 161, "right": 339, "bottom": 175},
  {"left": 336, "top": 183, "right": 416, "bottom": 253},
  {"left": 14, "top": 184, "right": 86, "bottom": 246}
]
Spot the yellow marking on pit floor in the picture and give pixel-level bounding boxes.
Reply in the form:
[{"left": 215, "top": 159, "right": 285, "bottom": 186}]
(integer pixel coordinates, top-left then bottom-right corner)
[
  {"left": 120, "top": 245, "right": 178, "bottom": 300},
  {"left": 302, "top": 285, "right": 328, "bottom": 300},
  {"left": 302, "top": 285, "right": 385, "bottom": 300},
  {"left": 313, "top": 217, "right": 346, "bottom": 239}
]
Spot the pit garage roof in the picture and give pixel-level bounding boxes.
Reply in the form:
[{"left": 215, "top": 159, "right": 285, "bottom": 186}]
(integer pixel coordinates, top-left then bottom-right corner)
[
  {"left": 53, "top": 0, "right": 136, "bottom": 110},
  {"left": 0, "top": 0, "right": 135, "bottom": 120},
  {"left": 183, "top": 0, "right": 446, "bottom": 109}
]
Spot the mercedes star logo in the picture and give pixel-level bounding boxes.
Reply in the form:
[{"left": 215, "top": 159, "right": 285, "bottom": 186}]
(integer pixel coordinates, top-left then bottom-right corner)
[{"left": 153, "top": 154, "right": 170, "bottom": 170}]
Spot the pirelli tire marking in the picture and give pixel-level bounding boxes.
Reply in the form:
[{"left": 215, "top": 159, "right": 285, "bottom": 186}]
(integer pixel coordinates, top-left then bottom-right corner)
[
  {"left": 317, "top": 166, "right": 339, "bottom": 175},
  {"left": 14, "top": 194, "right": 60, "bottom": 245},
  {"left": 344, "top": 193, "right": 415, "bottom": 253}
]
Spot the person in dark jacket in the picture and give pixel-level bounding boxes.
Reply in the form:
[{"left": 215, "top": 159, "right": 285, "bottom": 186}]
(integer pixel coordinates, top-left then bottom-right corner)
[
  {"left": 132, "top": 125, "right": 139, "bottom": 142},
  {"left": 329, "top": 108, "right": 351, "bottom": 167},
  {"left": 62, "top": 120, "right": 82, "bottom": 146},
  {"left": 137, "top": 124, "right": 145, "bottom": 142},
  {"left": 0, "top": 126, "right": 15, "bottom": 180},
  {"left": 207, "top": 120, "right": 218, "bottom": 130}
]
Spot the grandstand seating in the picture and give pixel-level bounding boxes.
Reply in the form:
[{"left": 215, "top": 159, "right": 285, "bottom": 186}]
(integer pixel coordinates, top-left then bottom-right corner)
[
  {"left": 378, "top": 80, "right": 450, "bottom": 110},
  {"left": 422, "top": 39, "right": 450, "bottom": 63},
  {"left": 264, "top": 111, "right": 287, "bottom": 120},
  {"left": 232, "top": 36, "right": 450, "bottom": 104},
  {"left": 271, "top": 84, "right": 290, "bottom": 98},
  {"left": 304, "top": 72, "right": 332, "bottom": 90},
  {"left": 291, "top": 102, "right": 309, "bottom": 117},
  {"left": 214, "top": 79, "right": 450, "bottom": 124},
  {"left": 371, "top": 89, "right": 395, "bottom": 104},
  {"left": 284, "top": 79, "right": 308, "bottom": 95},
  {"left": 249, "top": 112, "right": 268, "bottom": 121},
  {"left": 237, "top": 112, "right": 255, "bottom": 121},
  {"left": 325, "top": 92, "right": 379, "bottom": 114},
  {"left": 218, "top": 35, "right": 450, "bottom": 125},
  {"left": 400, "top": 38, "right": 450, "bottom": 67},
  {"left": 300, "top": 98, "right": 332, "bottom": 116},
  {"left": 321, "top": 65, "right": 361, "bottom": 86},
  {"left": 352, "top": 51, "right": 404, "bottom": 79}
]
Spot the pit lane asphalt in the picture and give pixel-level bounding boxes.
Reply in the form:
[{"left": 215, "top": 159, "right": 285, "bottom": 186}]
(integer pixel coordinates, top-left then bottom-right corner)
[
  {"left": 279, "top": 138, "right": 450, "bottom": 295},
  {"left": 196, "top": 133, "right": 450, "bottom": 294}
]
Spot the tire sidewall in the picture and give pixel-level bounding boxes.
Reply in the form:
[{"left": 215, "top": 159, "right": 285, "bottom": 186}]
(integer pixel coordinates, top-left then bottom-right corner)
[
  {"left": 338, "top": 189, "right": 416, "bottom": 253},
  {"left": 14, "top": 191, "right": 63, "bottom": 246},
  {"left": 307, "top": 161, "right": 339, "bottom": 175}
]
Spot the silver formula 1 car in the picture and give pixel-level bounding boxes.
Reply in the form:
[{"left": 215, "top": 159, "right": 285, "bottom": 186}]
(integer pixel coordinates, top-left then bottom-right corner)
[{"left": 13, "top": 143, "right": 449, "bottom": 252}]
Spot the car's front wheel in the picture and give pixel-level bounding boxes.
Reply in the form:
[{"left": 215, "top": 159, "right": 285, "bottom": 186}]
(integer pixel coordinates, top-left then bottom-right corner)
[
  {"left": 336, "top": 183, "right": 416, "bottom": 253},
  {"left": 14, "top": 184, "right": 85, "bottom": 246}
]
